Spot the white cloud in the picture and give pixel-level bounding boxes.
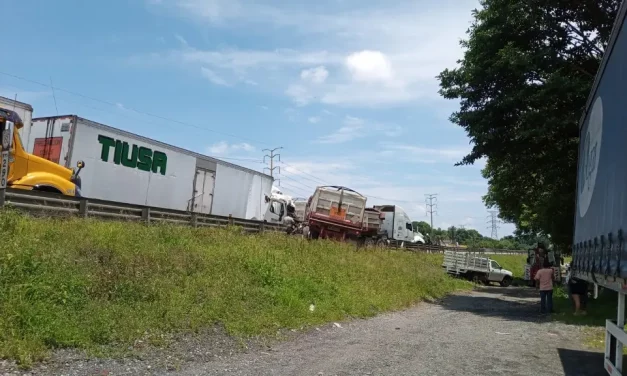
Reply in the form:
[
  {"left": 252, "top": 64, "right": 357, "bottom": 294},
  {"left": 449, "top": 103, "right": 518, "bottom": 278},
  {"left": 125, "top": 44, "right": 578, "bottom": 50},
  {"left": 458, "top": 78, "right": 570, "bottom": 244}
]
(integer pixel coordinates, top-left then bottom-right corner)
[
  {"left": 174, "top": 33, "right": 188, "bottom": 46},
  {"left": 316, "top": 115, "right": 365, "bottom": 144},
  {"left": 200, "top": 67, "right": 230, "bottom": 86},
  {"left": 300, "top": 66, "right": 329, "bottom": 84},
  {"left": 207, "top": 141, "right": 255, "bottom": 155},
  {"left": 345, "top": 50, "right": 394, "bottom": 83},
  {"left": 312, "top": 115, "right": 403, "bottom": 144},
  {"left": 308, "top": 116, "right": 320, "bottom": 124},
  {"left": 285, "top": 84, "right": 314, "bottom": 106},
  {"left": 141, "top": 0, "right": 476, "bottom": 107},
  {"left": 379, "top": 143, "right": 470, "bottom": 164},
  {"left": 175, "top": 0, "right": 243, "bottom": 24}
]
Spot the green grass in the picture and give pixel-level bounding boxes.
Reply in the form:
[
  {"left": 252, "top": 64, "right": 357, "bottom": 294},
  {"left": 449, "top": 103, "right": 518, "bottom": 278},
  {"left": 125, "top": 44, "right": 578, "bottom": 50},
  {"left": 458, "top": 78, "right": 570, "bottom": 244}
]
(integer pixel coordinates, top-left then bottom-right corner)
[
  {"left": 551, "top": 285, "right": 623, "bottom": 350},
  {"left": 0, "top": 211, "right": 469, "bottom": 367}
]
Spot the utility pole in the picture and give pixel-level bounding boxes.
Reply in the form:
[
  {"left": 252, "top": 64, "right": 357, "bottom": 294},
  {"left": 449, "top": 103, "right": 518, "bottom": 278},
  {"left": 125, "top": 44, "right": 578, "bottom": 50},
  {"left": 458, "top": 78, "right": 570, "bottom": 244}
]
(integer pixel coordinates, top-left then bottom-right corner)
[
  {"left": 425, "top": 193, "right": 438, "bottom": 231},
  {"left": 487, "top": 210, "right": 500, "bottom": 239},
  {"left": 263, "top": 147, "right": 282, "bottom": 178}
]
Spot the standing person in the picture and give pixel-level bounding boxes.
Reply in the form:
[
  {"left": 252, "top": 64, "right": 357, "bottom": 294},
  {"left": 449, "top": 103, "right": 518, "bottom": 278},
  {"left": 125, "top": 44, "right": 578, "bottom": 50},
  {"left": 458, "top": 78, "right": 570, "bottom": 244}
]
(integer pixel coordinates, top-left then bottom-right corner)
[
  {"left": 569, "top": 276, "right": 589, "bottom": 316},
  {"left": 534, "top": 260, "right": 555, "bottom": 314}
]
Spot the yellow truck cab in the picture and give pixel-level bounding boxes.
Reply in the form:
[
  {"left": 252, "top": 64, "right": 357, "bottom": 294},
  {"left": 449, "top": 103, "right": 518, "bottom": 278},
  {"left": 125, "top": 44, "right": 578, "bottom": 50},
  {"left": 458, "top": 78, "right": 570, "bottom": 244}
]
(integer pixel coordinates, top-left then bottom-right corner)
[{"left": 0, "top": 108, "right": 84, "bottom": 196}]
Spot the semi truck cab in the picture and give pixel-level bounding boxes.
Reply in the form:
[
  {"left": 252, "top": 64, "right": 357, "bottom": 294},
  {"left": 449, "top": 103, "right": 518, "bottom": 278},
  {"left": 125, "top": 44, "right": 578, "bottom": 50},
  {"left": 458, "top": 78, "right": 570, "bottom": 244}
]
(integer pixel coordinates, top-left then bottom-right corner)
[{"left": 0, "top": 109, "right": 84, "bottom": 196}]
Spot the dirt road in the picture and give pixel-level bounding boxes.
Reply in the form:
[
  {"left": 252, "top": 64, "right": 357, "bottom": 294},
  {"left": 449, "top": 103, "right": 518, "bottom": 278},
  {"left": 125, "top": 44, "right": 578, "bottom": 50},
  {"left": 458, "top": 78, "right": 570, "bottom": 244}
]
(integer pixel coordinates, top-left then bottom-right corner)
[{"left": 9, "top": 287, "right": 606, "bottom": 376}]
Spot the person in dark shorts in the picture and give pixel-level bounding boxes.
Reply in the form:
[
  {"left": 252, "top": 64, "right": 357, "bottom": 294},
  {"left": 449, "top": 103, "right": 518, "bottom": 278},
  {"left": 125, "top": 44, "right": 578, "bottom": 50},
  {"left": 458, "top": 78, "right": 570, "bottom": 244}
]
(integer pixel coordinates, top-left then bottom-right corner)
[{"left": 569, "top": 276, "right": 588, "bottom": 315}]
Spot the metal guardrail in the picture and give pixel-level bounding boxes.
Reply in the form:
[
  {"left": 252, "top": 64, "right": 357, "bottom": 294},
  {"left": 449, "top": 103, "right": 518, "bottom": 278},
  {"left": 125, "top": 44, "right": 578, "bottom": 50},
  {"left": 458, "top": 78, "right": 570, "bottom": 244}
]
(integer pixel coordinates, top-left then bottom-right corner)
[
  {"left": 0, "top": 189, "right": 530, "bottom": 254},
  {"left": 2, "top": 188, "right": 285, "bottom": 233}
]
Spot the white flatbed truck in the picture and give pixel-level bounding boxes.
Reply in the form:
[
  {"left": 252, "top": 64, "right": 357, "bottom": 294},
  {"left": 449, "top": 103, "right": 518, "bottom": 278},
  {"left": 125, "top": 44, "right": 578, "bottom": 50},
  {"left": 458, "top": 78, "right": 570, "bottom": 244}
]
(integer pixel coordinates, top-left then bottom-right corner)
[{"left": 442, "top": 250, "right": 514, "bottom": 287}]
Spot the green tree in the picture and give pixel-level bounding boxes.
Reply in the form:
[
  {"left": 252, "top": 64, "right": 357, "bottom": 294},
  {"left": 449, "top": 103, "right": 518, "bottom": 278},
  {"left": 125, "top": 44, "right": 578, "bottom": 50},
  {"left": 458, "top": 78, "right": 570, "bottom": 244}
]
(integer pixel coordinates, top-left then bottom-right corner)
[
  {"left": 412, "top": 221, "right": 432, "bottom": 236},
  {"left": 438, "top": 0, "right": 619, "bottom": 249}
]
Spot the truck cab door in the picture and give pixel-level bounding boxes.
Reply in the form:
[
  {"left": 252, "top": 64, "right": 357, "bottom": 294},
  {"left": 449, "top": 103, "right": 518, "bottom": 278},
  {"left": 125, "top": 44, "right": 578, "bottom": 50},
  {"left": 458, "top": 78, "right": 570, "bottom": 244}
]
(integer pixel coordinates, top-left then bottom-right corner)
[
  {"left": 488, "top": 260, "right": 504, "bottom": 282},
  {"left": 265, "top": 200, "right": 283, "bottom": 223},
  {"left": 405, "top": 222, "right": 414, "bottom": 241}
]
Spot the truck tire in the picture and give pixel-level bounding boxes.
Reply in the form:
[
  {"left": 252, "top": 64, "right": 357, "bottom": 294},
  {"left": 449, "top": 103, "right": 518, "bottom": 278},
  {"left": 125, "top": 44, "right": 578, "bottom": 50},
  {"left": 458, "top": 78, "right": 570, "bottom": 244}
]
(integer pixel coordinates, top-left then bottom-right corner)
[
  {"left": 500, "top": 276, "right": 513, "bottom": 287},
  {"left": 364, "top": 238, "right": 375, "bottom": 247},
  {"left": 471, "top": 274, "right": 482, "bottom": 285}
]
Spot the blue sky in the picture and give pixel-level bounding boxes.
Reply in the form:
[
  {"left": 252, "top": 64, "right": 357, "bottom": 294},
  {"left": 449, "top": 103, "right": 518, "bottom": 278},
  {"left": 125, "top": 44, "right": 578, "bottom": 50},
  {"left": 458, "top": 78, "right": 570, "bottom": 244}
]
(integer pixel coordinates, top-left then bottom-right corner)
[{"left": 1, "top": 0, "right": 515, "bottom": 237}]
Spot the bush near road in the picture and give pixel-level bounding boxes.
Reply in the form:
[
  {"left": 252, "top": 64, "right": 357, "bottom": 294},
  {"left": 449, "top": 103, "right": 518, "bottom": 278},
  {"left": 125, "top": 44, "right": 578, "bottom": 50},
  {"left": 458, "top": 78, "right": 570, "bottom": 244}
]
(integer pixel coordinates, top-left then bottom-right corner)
[{"left": 0, "top": 211, "right": 469, "bottom": 367}]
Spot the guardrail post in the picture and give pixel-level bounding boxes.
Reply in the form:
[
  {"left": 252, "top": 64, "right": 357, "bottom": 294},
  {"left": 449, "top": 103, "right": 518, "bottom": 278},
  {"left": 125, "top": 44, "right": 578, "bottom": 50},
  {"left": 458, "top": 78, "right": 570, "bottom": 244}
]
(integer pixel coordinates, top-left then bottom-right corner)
[
  {"left": 259, "top": 220, "right": 265, "bottom": 232},
  {"left": 228, "top": 214, "right": 234, "bottom": 226},
  {"left": 0, "top": 189, "right": 5, "bottom": 208},
  {"left": 142, "top": 207, "right": 151, "bottom": 223},
  {"left": 190, "top": 212, "right": 197, "bottom": 228},
  {"left": 79, "top": 198, "right": 88, "bottom": 218}
]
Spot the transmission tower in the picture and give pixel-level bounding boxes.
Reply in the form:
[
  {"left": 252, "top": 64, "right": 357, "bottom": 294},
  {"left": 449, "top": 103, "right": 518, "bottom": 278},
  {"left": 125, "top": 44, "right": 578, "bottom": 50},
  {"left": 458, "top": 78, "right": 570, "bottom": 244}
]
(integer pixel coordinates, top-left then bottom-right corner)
[
  {"left": 425, "top": 193, "right": 438, "bottom": 231},
  {"left": 487, "top": 210, "right": 500, "bottom": 239},
  {"left": 263, "top": 147, "right": 282, "bottom": 178}
]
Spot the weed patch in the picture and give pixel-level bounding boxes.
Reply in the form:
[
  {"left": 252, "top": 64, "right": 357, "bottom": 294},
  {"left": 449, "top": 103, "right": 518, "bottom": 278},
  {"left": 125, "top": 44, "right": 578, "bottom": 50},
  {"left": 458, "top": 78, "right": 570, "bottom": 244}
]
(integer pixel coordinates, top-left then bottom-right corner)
[{"left": 0, "top": 211, "right": 469, "bottom": 367}]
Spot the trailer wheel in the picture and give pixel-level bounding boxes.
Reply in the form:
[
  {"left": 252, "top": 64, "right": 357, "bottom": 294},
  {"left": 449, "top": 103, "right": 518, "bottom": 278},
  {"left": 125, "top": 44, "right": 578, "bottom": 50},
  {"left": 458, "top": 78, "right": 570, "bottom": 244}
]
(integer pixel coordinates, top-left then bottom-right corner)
[
  {"left": 309, "top": 230, "right": 320, "bottom": 240},
  {"left": 364, "top": 238, "right": 375, "bottom": 247},
  {"left": 471, "top": 274, "right": 482, "bottom": 285},
  {"left": 500, "top": 276, "right": 512, "bottom": 287}
]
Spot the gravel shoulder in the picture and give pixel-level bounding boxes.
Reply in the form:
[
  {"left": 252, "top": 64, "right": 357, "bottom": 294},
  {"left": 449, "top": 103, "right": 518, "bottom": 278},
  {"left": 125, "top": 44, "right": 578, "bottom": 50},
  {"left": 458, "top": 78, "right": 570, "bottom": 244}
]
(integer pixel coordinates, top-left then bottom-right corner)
[{"left": 3, "top": 286, "right": 606, "bottom": 376}]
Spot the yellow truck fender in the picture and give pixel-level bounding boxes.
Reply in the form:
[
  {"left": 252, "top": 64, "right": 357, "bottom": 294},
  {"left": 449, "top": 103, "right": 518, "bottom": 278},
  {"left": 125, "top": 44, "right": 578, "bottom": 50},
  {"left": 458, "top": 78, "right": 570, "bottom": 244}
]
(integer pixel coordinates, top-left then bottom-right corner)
[{"left": 11, "top": 172, "right": 76, "bottom": 196}]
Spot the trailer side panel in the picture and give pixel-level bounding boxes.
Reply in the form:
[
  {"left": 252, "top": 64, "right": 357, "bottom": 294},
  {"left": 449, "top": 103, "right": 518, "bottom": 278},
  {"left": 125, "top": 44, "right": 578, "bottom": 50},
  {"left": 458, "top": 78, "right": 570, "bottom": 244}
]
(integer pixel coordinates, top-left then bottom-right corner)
[
  {"left": 572, "top": 3, "right": 627, "bottom": 281},
  {"left": 70, "top": 119, "right": 197, "bottom": 211}
]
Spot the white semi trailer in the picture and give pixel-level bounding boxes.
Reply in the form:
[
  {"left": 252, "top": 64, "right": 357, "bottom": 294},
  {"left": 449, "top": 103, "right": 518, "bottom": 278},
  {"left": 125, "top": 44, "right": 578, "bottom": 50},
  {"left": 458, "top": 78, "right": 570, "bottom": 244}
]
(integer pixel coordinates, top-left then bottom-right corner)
[{"left": 20, "top": 114, "right": 274, "bottom": 219}]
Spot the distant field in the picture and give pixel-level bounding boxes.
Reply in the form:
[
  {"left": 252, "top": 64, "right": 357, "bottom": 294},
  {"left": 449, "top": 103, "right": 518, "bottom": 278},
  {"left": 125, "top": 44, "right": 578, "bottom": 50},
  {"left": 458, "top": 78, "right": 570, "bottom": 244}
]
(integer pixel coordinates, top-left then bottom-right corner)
[{"left": 0, "top": 211, "right": 470, "bottom": 367}]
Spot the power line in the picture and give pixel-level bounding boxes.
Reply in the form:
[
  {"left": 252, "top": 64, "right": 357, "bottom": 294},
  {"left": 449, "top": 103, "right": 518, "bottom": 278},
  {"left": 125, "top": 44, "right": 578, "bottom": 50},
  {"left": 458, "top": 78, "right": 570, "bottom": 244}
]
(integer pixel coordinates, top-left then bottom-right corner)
[
  {"left": 280, "top": 161, "right": 328, "bottom": 185},
  {"left": 281, "top": 174, "right": 314, "bottom": 191},
  {"left": 487, "top": 210, "right": 500, "bottom": 239},
  {"left": 425, "top": 194, "right": 438, "bottom": 230},
  {"left": 280, "top": 162, "right": 424, "bottom": 205},
  {"left": 0, "top": 71, "right": 273, "bottom": 146}
]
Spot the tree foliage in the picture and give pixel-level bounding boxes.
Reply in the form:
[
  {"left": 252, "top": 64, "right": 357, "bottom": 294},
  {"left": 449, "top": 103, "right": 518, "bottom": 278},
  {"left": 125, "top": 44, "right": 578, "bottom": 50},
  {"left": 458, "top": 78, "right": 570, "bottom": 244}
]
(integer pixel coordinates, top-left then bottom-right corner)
[
  {"left": 413, "top": 221, "right": 541, "bottom": 249},
  {"left": 438, "top": 0, "right": 619, "bottom": 249}
]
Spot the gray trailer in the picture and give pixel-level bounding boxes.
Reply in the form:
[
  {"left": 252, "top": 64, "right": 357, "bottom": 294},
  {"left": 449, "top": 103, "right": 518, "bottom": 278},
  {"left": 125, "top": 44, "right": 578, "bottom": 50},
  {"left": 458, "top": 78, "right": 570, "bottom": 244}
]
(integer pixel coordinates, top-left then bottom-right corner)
[{"left": 570, "top": 1, "right": 627, "bottom": 374}]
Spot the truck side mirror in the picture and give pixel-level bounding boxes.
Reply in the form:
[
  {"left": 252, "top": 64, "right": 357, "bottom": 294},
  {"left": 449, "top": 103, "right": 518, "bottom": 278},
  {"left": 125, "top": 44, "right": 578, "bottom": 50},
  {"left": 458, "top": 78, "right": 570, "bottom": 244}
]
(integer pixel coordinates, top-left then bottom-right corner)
[{"left": 75, "top": 160, "right": 85, "bottom": 177}]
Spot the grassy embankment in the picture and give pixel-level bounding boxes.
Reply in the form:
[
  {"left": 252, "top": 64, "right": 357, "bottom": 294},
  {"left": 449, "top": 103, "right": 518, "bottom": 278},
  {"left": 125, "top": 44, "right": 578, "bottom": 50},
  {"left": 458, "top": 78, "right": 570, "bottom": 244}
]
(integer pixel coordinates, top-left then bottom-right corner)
[{"left": 0, "top": 211, "right": 469, "bottom": 367}]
